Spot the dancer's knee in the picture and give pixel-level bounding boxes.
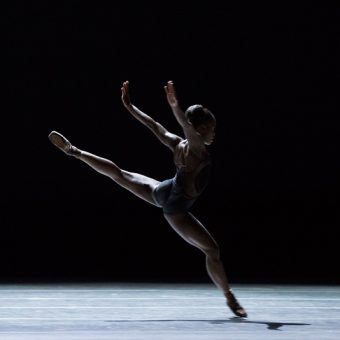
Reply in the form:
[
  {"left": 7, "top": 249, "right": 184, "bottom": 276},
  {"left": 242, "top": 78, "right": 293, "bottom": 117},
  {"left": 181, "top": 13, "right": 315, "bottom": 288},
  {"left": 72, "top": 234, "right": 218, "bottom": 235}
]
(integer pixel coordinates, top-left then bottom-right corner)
[
  {"left": 110, "top": 167, "right": 124, "bottom": 181},
  {"left": 203, "top": 242, "right": 220, "bottom": 259}
]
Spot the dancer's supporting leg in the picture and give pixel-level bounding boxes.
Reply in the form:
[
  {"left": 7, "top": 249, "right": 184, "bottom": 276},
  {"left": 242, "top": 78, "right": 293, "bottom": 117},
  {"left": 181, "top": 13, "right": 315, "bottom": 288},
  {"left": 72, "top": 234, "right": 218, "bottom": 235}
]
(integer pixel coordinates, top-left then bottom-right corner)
[{"left": 164, "top": 212, "right": 247, "bottom": 318}]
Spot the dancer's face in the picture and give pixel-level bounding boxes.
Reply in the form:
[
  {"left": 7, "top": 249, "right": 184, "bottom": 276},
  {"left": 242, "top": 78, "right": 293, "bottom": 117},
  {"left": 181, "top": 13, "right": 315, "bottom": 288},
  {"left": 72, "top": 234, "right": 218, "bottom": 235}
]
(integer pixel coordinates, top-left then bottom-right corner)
[{"left": 196, "top": 119, "right": 216, "bottom": 145}]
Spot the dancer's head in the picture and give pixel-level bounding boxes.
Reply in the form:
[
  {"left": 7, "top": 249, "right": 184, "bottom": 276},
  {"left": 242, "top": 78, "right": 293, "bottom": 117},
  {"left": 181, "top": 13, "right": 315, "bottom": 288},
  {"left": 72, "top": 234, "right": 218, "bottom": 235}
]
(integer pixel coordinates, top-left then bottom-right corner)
[{"left": 185, "top": 104, "right": 216, "bottom": 145}]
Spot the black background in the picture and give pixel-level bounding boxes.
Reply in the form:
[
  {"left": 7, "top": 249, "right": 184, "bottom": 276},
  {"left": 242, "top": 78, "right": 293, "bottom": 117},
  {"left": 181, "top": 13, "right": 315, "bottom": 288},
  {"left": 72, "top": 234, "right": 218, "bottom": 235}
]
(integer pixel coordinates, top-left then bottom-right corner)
[{"left": 3, "top": 3, "right": 340, "bottom": 284}]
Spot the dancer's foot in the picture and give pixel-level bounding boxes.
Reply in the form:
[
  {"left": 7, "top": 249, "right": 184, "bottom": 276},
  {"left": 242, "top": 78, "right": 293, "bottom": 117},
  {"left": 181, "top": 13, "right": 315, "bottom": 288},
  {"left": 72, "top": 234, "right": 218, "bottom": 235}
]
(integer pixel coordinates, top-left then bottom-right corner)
[
  {"left": 226, "top": 289, "right": 247, "bottom": 318},
  {"left": 48, "top": 131, "right": 81, "bottom": 158}
]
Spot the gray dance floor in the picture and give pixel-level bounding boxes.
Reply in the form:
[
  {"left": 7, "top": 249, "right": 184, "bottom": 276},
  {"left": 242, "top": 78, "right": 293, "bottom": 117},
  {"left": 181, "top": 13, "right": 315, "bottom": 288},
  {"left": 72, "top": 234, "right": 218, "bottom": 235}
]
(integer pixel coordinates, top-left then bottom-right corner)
[{"left": 0, "top": 283, "right": 339, "bottom": 339}]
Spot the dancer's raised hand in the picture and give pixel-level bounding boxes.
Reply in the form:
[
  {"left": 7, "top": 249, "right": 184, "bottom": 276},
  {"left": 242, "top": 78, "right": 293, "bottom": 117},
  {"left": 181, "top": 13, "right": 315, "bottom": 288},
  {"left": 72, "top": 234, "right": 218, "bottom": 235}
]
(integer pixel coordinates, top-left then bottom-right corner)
[
  {"left": 121, "top": 80, "right": 132, "bottom": 108},
  {"left": 164, "top": 80, "right": 179, "bottom": 108}
]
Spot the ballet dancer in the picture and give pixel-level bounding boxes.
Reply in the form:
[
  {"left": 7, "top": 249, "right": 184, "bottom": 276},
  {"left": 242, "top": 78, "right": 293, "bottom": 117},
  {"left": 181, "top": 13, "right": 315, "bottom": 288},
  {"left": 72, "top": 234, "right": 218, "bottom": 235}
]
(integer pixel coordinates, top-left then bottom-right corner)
[{"left": 48, "top": 80, "right": 247, "bottom": 318}]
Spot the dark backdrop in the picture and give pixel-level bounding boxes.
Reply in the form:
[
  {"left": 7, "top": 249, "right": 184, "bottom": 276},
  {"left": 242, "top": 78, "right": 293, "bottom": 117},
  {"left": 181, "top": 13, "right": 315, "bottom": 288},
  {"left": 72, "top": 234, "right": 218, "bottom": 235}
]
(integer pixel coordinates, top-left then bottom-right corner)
[{"left": 3, "top": 3, "right": 340, "bottom": 284}]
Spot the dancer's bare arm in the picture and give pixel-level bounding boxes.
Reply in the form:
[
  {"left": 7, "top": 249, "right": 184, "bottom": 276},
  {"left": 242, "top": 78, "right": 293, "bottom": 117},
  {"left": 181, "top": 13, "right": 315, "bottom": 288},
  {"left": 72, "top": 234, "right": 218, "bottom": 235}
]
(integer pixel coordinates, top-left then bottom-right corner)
[
  {"left": 121, "top": 81, "right": 182, "bottom": 151},
  {"left": 164, "top": 80, "right": 203, "bottom": 149}
]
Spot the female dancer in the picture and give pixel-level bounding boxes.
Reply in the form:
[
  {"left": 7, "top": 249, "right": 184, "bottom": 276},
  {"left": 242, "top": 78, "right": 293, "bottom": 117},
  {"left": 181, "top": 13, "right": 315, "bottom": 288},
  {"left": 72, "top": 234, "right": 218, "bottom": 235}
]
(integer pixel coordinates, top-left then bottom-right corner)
[{"left": 48, "top": 80, "right": 247, "bottom": 318}]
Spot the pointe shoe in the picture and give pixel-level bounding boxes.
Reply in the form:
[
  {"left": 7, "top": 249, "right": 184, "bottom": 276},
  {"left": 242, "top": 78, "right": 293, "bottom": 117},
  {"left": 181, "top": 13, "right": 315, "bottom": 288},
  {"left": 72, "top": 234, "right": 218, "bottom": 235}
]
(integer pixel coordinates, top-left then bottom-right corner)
[
  {"left": 48, "top": 131, "right": 81, "bottom": 157},
  {"left": 226, "top": 289, "right": 248, "bottom": 318}
]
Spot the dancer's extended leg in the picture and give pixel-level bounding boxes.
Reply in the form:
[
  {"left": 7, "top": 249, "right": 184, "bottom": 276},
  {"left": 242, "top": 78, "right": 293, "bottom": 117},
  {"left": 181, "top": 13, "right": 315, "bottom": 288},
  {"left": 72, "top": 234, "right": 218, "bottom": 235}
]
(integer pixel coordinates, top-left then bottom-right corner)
[
  {"left": 164, "top": 212, "right": 247, "bottom": 318},
  {"left": 79, "top": 151, "right": 160, "bottom": 205},
  {"left": 48, "top": 131, "right": 160, "bottom": 205}
]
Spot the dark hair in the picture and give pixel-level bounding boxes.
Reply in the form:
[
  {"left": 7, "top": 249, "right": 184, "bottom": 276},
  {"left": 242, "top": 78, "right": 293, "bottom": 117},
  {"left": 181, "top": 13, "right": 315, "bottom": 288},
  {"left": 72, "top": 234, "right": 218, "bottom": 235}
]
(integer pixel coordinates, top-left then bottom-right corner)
[{"left": 184, "top": 104, "right": 215, "bottom": 128}]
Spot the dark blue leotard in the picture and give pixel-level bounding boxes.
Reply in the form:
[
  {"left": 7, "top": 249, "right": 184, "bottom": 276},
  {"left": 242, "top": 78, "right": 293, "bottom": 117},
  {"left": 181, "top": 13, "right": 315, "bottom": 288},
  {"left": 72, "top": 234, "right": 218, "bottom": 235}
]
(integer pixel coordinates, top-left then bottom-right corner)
[{"left": 152, "top": 141, "right": 211, "bottom": 214}]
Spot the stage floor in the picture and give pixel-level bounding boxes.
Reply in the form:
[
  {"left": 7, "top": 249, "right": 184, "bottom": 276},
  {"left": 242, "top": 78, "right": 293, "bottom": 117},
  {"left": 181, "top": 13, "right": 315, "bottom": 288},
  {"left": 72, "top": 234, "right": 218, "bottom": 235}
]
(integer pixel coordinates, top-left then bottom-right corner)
[{"left": 0, "top": 283, "right": 339, "bottom": 339}]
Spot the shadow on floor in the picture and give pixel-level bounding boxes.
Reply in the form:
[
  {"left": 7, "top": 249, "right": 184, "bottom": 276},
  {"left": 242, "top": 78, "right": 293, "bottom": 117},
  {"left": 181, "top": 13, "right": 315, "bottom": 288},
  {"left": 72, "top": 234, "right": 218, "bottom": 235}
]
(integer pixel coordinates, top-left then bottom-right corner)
[
  {"left": 106, "top": 318, "right": 311, "bottom": 331},
  {"left": 213, "top": 317, "right": 311, "bottom": 330}
]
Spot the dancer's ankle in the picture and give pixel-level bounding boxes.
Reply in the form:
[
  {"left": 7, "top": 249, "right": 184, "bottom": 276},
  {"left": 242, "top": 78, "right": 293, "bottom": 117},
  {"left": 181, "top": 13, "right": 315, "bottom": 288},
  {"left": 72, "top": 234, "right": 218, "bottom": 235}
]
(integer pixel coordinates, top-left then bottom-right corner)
[
  {"left": 70, "top": 146, "right": 82, "bottom": 159},
  {"left": 224, "top": 289, "right": 233, "bottom": 299}
]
